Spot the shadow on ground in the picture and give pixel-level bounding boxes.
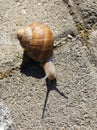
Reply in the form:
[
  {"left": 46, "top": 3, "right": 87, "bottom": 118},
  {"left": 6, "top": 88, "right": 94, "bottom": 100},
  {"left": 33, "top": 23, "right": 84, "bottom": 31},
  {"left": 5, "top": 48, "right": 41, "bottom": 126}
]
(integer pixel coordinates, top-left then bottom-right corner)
[
  {"left": 42, "top": 78, "right": 68, "bottom": 118},
  {"left": 20, "top": 51, "right": 68, "bottom": 118},
  {"left": 20, "top": 51, "right": 45, "bottom": 79}
]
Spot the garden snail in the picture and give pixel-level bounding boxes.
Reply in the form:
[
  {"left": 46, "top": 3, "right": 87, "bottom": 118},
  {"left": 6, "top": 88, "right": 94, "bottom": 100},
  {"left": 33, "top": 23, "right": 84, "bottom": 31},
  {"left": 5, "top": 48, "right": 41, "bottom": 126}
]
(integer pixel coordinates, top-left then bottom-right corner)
[{"left": 17, "top": 22, "right": 56, "bottom": 80}]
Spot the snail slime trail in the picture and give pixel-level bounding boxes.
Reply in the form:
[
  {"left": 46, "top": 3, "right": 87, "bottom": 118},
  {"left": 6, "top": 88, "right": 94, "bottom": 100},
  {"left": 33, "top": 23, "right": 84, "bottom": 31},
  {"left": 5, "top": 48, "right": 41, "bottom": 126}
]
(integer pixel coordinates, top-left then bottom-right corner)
[{"left": 17, "top": 22, "right": 56, "bottom": 80}]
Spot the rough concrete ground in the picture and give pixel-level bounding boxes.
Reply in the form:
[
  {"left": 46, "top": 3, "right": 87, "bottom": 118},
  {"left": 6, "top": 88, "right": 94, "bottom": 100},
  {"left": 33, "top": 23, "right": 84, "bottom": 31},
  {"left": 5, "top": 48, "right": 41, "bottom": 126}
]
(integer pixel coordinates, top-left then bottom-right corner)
[{"left": 0, "top": 0, "right": 97, "bottom": 130}]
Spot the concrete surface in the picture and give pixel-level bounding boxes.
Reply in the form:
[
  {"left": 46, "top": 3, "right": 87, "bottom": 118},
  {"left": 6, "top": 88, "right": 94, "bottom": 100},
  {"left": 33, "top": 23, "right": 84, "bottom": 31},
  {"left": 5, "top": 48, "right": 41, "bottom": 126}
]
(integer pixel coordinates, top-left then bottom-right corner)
[{"left": 0, "top": 0, "right": 97, "bottom": 130}]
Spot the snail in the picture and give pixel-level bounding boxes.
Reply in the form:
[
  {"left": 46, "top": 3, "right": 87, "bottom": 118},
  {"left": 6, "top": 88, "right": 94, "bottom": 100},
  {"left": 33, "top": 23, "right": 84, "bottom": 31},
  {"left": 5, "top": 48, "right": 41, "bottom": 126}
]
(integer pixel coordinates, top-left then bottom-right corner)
[{"left": 17, "top": 22, "right": 56, "bottom": 80}]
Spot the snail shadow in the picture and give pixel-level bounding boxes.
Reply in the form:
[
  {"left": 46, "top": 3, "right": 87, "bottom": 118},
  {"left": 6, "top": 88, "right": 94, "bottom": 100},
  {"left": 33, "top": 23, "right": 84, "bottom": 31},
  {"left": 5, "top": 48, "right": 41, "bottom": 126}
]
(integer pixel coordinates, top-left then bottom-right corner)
[
  {"left": 20, "top": 51, "right": 68, "bottom": 119},
  {"left": 20, "top": 51, "right": 45, "bottom": 79},
  {"left": 42, "top": 78, "right": 68, "bottom": 119}
]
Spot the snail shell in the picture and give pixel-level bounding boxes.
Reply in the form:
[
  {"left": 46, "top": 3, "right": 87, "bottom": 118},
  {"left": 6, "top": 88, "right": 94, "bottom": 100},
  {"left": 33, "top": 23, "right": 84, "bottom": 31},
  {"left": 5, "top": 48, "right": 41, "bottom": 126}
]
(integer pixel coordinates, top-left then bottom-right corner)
[{"left": 17, "top": 22, "right": 54, "bottom": 62}]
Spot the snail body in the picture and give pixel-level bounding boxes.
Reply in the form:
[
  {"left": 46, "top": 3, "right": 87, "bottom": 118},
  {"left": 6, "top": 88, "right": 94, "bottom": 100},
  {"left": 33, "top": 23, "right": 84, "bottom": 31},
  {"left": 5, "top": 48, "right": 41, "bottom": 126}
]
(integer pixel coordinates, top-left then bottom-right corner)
[{"left": 17, "top": 22, "right": 56, "bottom": 80}]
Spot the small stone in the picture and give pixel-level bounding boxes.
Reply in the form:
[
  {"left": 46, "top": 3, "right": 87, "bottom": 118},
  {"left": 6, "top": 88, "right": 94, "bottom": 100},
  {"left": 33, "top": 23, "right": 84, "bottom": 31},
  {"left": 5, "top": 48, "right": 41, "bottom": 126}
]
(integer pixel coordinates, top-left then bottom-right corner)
[{"left": 67, "top": 34, "right": 73, "bottom": 39}]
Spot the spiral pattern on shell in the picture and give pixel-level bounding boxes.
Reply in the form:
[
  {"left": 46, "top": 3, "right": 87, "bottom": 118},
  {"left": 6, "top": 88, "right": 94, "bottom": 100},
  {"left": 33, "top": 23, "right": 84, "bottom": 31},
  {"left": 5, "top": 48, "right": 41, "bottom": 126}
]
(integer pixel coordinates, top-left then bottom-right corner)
[{"left": 17, "top": 23, "right": 54, "bottom": 62}]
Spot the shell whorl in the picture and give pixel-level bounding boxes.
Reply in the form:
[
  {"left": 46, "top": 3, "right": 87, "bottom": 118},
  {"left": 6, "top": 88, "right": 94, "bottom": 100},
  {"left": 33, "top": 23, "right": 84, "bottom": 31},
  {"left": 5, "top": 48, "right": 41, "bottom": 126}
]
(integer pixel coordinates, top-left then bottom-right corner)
[
  {"left": 17, "top": 29, "right": 24, "bottom": 40},
  {"left": 17, "top": 23, "right": 54, "bottom": 62}
]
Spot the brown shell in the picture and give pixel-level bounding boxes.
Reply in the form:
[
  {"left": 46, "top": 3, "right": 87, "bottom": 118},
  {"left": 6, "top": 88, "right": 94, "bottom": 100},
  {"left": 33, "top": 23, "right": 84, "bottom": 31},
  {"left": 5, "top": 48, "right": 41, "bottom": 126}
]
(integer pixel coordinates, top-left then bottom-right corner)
[{"left": 17, "top": 22, "right": 54, "bottom": 62}]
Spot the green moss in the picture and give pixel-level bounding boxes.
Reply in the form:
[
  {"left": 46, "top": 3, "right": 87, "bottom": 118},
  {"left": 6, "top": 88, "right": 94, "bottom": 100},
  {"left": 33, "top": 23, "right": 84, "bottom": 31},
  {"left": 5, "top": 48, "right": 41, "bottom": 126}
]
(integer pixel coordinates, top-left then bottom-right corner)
[{"left": 76, "top": 23, "right": 89, "bottom": 46}]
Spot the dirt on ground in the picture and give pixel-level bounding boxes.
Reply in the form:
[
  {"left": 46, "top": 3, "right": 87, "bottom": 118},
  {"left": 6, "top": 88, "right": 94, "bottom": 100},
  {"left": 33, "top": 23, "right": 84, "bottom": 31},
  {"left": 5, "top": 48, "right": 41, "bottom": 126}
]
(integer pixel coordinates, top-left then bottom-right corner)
[{"left": 0, "top": 0, "right": 97, "bottom": 130}]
